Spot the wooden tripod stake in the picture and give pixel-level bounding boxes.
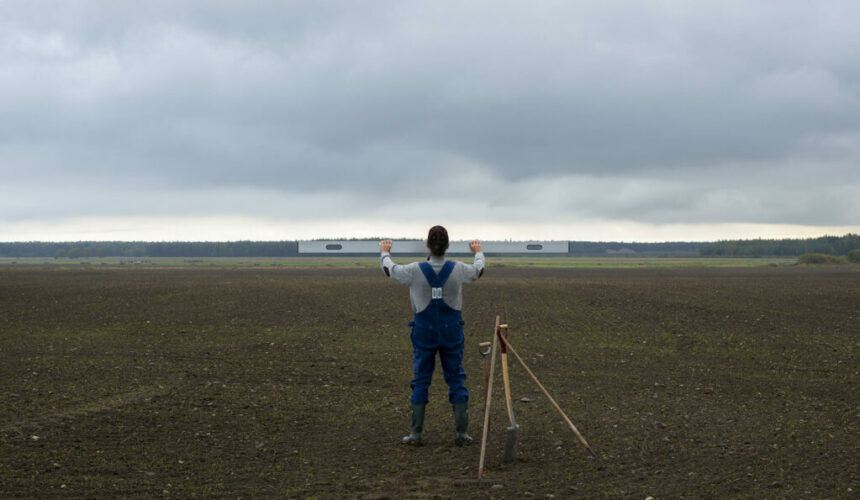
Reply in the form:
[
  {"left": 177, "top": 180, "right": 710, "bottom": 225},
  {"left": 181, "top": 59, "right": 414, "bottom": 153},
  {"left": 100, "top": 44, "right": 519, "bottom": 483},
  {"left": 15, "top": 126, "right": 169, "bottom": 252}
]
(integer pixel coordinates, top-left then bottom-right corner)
[
  {"left": 477, "top": 316, "right": 500, "bottom": 478},
  {"left": 499, "top": 334, "right": 596, "bottom": 457},
  {"left": 477, "top": 316, "right": 595, "bottom": 479}
]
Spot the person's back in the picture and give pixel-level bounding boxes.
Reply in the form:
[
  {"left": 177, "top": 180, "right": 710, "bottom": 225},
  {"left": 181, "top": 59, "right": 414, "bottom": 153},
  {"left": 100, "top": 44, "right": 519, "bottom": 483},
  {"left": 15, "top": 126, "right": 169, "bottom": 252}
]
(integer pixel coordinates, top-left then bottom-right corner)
[
  {"left": 380, "top": 226, "right": 484, "bottom": 445},
  {"left": 382, "top": 254, "right": 484, "bottom": 313}
]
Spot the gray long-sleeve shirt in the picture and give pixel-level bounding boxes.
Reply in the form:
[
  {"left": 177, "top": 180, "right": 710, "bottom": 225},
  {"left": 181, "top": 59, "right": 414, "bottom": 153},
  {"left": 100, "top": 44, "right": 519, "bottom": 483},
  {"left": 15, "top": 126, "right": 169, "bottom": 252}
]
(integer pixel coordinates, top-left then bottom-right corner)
[{"left": 381, "top": 252, "right": 485, "bottom": 312}]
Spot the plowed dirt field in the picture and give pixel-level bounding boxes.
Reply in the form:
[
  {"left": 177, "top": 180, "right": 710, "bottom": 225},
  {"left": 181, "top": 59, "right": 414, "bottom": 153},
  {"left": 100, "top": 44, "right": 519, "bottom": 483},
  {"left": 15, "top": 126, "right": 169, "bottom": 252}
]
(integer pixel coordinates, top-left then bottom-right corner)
[{"left": 1, "top": 265, "right": 857, "bottom": 498}]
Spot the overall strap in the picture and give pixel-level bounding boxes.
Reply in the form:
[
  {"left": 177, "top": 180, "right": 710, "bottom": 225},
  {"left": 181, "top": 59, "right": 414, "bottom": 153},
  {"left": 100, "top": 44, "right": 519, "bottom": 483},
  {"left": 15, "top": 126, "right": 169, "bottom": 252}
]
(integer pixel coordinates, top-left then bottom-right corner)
[
  {"left": 418, "top": 261, "right": 456, "bottom": 287},
  {"left": 418, "top": 261, "right": 435, "bottom": 285},
  {"left": 436, "top": 260, "right": 456, "bottom": 286}
]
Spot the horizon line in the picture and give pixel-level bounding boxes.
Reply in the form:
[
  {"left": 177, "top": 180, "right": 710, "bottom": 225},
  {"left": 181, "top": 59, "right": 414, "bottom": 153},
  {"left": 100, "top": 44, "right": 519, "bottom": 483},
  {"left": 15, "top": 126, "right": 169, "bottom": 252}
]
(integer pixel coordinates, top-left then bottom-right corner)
[{"left": 1, "top": 233, "right": 857, "bottom": 244}]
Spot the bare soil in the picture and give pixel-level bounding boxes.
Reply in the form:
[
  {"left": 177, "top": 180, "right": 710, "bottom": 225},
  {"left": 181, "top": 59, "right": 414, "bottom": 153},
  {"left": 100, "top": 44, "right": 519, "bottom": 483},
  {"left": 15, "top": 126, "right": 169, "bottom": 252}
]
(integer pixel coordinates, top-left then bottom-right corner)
[{"left": 0, "top": 266, "right": 858, "bottom": 498}]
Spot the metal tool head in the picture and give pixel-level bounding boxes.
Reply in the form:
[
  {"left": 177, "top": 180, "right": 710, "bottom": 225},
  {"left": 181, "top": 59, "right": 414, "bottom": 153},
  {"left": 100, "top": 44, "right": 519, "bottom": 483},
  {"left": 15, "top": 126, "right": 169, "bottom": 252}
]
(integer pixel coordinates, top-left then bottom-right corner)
[
  {"left": 503, "top": 424, "right": 520, "bottom": 462},
  {"left": 453, "top": 478, "right": 505, "bottom": 485}
]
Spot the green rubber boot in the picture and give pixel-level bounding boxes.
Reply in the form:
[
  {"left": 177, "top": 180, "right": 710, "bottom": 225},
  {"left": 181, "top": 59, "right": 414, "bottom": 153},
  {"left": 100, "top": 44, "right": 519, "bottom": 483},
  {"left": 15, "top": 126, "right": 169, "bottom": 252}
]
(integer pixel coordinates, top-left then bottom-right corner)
[
  {"left": 453, "top": 402, "right": 473, "bottom": 445},
  {"left": 402, "top": 403, "right": 425, "bottom": 445}
]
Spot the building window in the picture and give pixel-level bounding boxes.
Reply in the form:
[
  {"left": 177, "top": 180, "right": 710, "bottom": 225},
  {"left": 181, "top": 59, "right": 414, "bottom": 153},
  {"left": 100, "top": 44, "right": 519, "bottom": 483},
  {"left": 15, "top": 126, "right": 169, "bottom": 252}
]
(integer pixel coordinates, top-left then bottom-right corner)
[
  {"left": 325, "top": 244, "right": 343, "bottom": 251},
  {"left": 526, "top": 244, "right": 543, "bottom": 251}
]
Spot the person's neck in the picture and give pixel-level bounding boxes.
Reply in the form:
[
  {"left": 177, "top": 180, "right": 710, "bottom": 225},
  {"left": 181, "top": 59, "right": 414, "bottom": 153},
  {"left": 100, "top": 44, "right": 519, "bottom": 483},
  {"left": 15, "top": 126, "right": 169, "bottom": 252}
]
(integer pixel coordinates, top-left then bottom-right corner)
[{"left": 429, "top": 254, "right": 446, "bottom": 263}]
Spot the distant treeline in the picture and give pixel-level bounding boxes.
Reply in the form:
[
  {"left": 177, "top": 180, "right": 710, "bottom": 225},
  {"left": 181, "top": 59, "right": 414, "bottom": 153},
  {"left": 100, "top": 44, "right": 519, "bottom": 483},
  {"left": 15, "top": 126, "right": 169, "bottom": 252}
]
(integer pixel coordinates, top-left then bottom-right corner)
[
  {"left": 0, "top": 241, "right": 299, "bottom": 258},
  {"left": 568, "top": 241, "right": 704, "bottom": 256},
  {"left": 699, "top": 234, "right": 860, "bottom": 257},
  {"left": 1, "top": 235, "right": 857, "bottom": 258}
]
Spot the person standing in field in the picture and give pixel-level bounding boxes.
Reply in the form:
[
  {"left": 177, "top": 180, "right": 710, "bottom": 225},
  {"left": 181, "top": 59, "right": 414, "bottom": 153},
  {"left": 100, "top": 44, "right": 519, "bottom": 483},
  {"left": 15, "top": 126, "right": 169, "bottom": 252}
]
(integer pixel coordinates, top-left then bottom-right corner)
[{"left": 380, "top": 226, "right": 485, "bottom": 445}]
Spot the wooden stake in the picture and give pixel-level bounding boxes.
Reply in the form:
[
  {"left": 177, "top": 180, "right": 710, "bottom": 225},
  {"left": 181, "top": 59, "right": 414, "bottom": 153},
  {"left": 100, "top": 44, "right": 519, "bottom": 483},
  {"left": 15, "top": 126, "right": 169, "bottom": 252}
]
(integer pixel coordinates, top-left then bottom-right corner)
[
  {"left": 499, "top": 335, "right": 596, "bottom": 457},
  {"left": 478, "top": 316, "right": 500, "bottom": 478}
]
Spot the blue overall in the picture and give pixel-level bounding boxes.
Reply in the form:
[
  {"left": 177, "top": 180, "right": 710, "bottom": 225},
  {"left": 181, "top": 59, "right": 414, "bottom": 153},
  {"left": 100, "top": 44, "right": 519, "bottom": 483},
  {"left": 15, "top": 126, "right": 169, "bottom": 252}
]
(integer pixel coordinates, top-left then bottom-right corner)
[{"left": 408, "top": 261, "right": 469, "bottom": 405}]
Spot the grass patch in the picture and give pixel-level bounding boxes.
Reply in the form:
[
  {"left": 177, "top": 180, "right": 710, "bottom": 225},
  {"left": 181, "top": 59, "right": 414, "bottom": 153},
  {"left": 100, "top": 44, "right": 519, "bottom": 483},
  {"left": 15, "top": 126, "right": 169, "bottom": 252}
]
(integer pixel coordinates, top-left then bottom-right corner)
[{"left": 797, "top": 253, "right": 845, "bottom": 265}]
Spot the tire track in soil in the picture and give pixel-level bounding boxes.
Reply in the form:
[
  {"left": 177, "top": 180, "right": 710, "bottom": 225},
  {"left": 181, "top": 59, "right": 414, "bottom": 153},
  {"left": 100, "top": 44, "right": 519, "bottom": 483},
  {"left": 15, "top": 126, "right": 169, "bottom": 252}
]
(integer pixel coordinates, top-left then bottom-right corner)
[{"left": 1, "top": 385, "right": 169, "bottom": 436}]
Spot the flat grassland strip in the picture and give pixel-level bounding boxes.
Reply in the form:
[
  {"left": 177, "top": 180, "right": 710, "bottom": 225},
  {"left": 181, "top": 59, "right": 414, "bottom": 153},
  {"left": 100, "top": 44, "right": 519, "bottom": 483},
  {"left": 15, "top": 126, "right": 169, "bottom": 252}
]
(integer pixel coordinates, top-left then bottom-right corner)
[
  {"left": 0, "top": 266, "right": 857, "bottom": 498},
  {"left": 0, "top": 255, "right": 800, "bottom": 269}
]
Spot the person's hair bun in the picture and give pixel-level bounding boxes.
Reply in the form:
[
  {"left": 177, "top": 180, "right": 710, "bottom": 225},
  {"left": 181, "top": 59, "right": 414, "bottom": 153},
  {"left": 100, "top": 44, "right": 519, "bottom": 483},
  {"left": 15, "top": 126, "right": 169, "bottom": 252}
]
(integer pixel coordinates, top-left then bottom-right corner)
[{"left": 427, "top": 225, "right": 449, "bottom": 257}]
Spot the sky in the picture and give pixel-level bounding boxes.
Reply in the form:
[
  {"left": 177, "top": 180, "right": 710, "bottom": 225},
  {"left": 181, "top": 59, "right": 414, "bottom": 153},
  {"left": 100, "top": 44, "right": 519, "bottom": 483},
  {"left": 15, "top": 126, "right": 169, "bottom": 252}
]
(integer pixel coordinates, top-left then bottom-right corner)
[{"left": 1, "top": 1, "right": 858, "bottom": 242}]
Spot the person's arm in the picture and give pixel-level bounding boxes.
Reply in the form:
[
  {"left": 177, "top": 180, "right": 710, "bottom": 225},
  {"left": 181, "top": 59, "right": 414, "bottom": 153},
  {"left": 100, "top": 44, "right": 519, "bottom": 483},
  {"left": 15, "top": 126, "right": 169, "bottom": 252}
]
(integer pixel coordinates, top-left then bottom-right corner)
[
  {"left": 460, "top": 239, "right": 485, "bottom": 283},
  {"left": 380, "top": 239, "right": 413, "bottom": 284}
]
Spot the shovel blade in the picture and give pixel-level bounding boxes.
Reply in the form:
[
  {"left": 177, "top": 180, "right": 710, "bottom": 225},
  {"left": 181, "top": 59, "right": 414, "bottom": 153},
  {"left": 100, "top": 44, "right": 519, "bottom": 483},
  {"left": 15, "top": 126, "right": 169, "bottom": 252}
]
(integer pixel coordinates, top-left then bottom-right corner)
[{"left": 503, "top": 424, "right": 519, "bottom": 462}]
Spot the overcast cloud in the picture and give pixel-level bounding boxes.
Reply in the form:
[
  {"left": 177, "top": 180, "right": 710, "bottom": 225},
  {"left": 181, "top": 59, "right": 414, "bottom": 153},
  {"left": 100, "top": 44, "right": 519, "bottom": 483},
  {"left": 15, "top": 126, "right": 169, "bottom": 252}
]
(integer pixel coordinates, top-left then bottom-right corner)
[{"left": 1, "top": 1, "right": 858, "bottom": 241}]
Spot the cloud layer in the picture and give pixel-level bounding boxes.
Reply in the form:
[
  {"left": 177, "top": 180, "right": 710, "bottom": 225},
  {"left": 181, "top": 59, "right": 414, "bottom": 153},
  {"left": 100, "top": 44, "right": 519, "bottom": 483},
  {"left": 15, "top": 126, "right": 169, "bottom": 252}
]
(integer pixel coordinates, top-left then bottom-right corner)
[{"left": 2, "top": 1, "right": 859, "bottom": 239}]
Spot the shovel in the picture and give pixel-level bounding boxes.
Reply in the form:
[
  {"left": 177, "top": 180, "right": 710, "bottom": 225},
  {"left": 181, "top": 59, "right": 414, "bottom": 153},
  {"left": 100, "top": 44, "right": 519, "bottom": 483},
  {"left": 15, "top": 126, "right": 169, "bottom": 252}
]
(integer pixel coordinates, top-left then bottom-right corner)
[{"left": 498, "top": 323, "right": 519, "bottom": 462}]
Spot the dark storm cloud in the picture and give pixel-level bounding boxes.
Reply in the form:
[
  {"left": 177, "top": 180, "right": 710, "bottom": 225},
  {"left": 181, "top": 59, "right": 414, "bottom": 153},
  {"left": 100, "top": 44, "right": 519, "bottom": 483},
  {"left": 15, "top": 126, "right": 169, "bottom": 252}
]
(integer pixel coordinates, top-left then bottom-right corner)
[{"left": 1, "top": 1, "right": 858, "bottom": 227}]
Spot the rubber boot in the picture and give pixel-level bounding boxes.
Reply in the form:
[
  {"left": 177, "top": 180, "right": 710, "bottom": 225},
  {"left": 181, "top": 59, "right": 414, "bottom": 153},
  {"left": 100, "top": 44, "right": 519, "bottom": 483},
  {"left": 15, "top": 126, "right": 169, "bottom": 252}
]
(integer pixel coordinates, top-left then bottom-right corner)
[
  {"left": 453, "top": 402, "right": 473, "bottom": 445},
  {"left": 402, "top": 403, "right": 425, "bottom": 445}
]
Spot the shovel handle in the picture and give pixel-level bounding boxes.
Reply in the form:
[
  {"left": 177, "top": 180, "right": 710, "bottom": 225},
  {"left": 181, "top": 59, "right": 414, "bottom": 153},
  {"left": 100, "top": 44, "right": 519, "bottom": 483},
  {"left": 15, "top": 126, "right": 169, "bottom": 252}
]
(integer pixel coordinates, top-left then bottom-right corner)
[{"left": 498, "top": 325, "right": 516, "bottom": 425}]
